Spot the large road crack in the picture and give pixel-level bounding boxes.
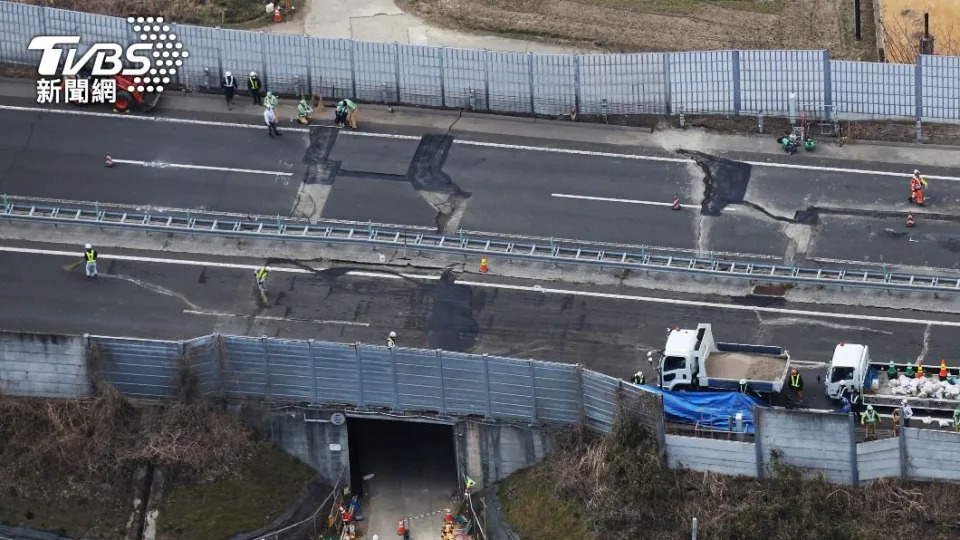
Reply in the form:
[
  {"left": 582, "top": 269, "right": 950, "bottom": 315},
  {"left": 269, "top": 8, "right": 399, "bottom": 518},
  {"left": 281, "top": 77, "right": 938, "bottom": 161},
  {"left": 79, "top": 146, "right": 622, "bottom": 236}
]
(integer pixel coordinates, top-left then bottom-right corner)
[{"left": 102, "top": 274, "right": 206, "bottom": 312}]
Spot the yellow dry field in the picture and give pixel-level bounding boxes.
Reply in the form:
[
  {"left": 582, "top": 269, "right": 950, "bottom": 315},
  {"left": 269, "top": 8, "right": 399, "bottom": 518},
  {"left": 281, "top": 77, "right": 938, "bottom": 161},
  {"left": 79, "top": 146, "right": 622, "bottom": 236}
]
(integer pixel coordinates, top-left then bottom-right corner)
[
  {"left": 879, "top": 0, "right": 960, "bottom": 62},
  {"left": 401, "top": 0, "right": 879, "bottom": 60}
]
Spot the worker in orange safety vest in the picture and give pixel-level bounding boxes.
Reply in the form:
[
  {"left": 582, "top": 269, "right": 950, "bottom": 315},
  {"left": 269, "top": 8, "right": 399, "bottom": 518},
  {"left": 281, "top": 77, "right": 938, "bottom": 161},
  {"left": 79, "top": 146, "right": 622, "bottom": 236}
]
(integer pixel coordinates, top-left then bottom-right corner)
[{"left": 909, "top": 169, "right": 928, "bottom": 205}]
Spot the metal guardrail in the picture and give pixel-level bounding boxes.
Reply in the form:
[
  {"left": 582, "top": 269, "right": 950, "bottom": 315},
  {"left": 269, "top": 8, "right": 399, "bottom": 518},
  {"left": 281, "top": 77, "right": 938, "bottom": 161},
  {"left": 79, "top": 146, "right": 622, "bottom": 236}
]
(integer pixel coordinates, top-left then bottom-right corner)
[{"left": 3, "top": 202, "right": 960, "bottom": 293}]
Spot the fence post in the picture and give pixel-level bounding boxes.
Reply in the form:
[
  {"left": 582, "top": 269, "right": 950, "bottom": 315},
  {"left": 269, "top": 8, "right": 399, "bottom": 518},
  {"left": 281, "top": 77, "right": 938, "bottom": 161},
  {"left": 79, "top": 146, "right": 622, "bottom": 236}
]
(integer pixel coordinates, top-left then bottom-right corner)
[
  {"left": 915, "top": 54, "right": 923, "bottom": 142},
  {"left": 82, "top": 333, "right": 92, "bottom": 395},
  {"left": 390, "top": 345, "right": 400, "bottom": 411},
  {"left": 527, "top": 52, "right": 536, "bottom": 114},
  {"left": 528, "top": 360, "right": 539, "bottom": 425},
  {"left": 663, "top": 53, "right": 672, "bottom": 115},
  {"left": 754, "top": 407, "right": 765, "bottom": 479},
  {"left": 349, "top": 40, "right": 358, "bottom": 99},
  {"left": 899, "top": 412, "right": 909, "bottom": 479},
  {"left": 438, "top": 47, "right": 446, "bottom": 108},
  {"left": 261, "top": 335, "right": 271, "bottom": 399},
  {"left": 822, "top": 50, "right": 833, "bottom": 121},
  {"left": 259, "top": 31, "right": 268, "bottom": 90},
  {"left": 216, "top": 28, "right": 224, "bottom": 85},
  {"left": 575, "top": 364, "right": 586, "bottom": 427},
  {"left": 483, "top": 50, "right": 491, "bottom": 111},
  {"left": 355, "top": 342, "right": 365, "bottom": 409},
  {"left": 394, "top": 42, "right": 401, "bottom": 105},
  {"left": 482, "top": 353, "right": 493, "bottom": 420},
  {"left": 308, "top": 339, "right": 318, "bottom": 404},
  {"left": 731, "top": 50, "right": 741, "bottom": 115},
  {"left": 573, "top": 55, "right": 582, "bottom": 115},
  {"left": 437, "top": 349, "right": 446, "bottom": 415},
  {"left": 848, "top": 411, "right": 860, "bottom": 487},
  {"left": 305, "top": 35, "right": 314, "bottom": 96}
]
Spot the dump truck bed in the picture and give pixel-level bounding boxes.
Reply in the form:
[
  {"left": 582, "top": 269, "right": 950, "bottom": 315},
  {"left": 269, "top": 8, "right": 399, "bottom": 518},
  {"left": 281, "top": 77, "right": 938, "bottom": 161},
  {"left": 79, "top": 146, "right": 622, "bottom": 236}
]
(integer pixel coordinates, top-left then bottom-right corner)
[{"left": 701, "top": 342, "right": 790, "bottom": 392}]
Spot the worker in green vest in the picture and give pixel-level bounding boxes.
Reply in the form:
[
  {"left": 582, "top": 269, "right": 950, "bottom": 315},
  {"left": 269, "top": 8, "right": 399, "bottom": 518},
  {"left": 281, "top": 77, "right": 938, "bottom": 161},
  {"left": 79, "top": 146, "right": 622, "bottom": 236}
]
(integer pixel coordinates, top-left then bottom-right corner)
[
  {"left": 954, "top": 408, "right": 960, "bottom": 433},
  {"left": 860, "top": 405, "right": 879, "bottom": 440},
  {"left": 296, "top": 97, "right": 313, "bottom": 125},
  {"left": 337, "top": 98, "right": 358, "bottom": 129}
]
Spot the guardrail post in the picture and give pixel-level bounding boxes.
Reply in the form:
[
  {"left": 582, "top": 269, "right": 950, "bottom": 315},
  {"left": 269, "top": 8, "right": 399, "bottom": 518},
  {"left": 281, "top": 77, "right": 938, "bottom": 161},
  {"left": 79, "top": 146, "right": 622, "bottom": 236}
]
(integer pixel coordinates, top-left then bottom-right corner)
[
  {"left": 822, "top": 50, "right": 832, "bottom": 120},
  {"left": 848, "top": 410, "right": 859, "bottom": 487},
  {"left": 527, "top": 360, "right": 539, "bottom": 425},
  {"left": 482, "top": 353, "right": 493, "bottom": 420},
  {"left": 438, "top": 47, "right": 446, "bottom": 108},
  {"left": 394, "top": 42, "right": 401, "bottom": 105},
  {"left": 355, "top": 342, "right": 365, "bottom": 409},
  {"left": 527, "top": 53, "right": 536, "bottom": 114},
  {"left": 731, "top": 50, "right": 741, "bottom": 115},
  {"left": 575, "top": 364, "right": 586, "bottom": 427},
  {"left": 915, "top": 55, "right": 923, "bottom": 143},
  {"left": 754, "top": 406, "right": 765, "bottom": 479},
  {"left": 308, "top": 339, "right": 318, "bottom": 404},
  {"left": 350, "top": 40, "right": 358, "bottom": 98},
  {"left": 573, "top": 55, "right": 582, "bottom": 115},
  {"left": 261, "top": 335, "right": 271, "bottom": 399},
  {"left": 437, "top": 349, "right": 446, "bottom": 415},
  {"left": 390, "top": 345, "right": 400, "bottom": 411}
]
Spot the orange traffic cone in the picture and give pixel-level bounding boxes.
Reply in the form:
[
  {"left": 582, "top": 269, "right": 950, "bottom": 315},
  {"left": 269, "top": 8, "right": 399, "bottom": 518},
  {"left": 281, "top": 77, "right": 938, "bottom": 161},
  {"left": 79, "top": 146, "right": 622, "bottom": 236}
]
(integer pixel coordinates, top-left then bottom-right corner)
[
  {"left": 672, "top": 193, "right": 681, "bottom": 210},
  {"left": 917, "top": 364, "right": 924, "bottom": 378},
  {"left": 397, "top": 516, "right": 405, "bottom": 535},
  {"left": 445, "top": 508, "right": 453, "bottom": 523},
  {"left": 273, "top": 6, "right": 282, "bottom": 22},
  {"left": 940, "top": 359, "right": 948, "bottom": 378},
  {"left": 906, "top": 214, "right": 915, "bottom": 228},
  {"left": 105, "top": 153, "right": 113, "bottom": 168},
  {"left": 479, "top": 256, "right": 488, "bottom": 273}
]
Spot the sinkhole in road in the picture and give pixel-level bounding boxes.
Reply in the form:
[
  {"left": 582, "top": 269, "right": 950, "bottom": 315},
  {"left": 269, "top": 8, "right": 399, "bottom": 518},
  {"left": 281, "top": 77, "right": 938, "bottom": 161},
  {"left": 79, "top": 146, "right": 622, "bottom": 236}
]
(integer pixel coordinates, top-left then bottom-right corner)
[{"left": 348, "top": 417, "right": 459, "bottom": 539}]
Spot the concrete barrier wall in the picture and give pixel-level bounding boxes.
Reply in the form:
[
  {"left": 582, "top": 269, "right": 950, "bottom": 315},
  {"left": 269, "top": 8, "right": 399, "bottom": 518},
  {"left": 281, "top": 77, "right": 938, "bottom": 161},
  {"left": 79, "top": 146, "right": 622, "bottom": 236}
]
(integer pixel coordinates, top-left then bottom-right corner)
[
  {"left": 0, "top": 331, "right": 88, "bottom": 397},
  {"left": 458, "top": 422, "right": 554, "bottom": 488},
  {"left": 665, "top": 435, "right": 757, "bottom": 477},
  {"left": 856, "top": 437, "right": 901, "bottom": 482},
  {"left": 905, "top": 427, "right": 960, "bottom": 481},
  {"left": 758, "top": 409, "right": 856, "bottom": 485}
]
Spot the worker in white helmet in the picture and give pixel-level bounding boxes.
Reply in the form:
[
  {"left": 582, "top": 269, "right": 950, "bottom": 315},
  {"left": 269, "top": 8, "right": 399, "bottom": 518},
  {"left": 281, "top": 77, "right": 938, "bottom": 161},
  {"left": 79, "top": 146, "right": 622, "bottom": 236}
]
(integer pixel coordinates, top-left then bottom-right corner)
[
  {"left": 221, "top": 70, "right": 236, "bottom": 110},
  {"left": 387, "top": 331, "right": 396, "bottom": 348},
  {"left": 247, "top": 71, "right": 263, "bottom": 106},
  {"left": 83, "top": 243, "right": 98, "bottom": 278},
  {"left": 909, "top": 169, "right": 928, "bottom": 205}
]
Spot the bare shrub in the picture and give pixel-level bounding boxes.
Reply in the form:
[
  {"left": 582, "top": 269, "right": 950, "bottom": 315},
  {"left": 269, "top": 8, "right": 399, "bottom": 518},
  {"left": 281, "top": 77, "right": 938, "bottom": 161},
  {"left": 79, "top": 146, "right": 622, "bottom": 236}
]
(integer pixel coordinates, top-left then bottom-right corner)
[{"left": 16, "top": 0, "right": 267, "bottom": 26}]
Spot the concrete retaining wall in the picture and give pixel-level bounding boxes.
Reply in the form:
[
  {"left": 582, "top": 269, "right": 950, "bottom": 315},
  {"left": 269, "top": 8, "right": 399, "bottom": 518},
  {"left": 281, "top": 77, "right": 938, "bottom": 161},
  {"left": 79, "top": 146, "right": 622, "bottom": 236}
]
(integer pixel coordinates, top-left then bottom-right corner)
[
  {"left": 665, "top": 435, "right": 757, "bottom": 477},
  {"left": 758, "top": 408, "right": 856, "bottom": 485},
  {"left": 856, "top": 437, "right": 900, "bottom": 482},
  {"left": 905, "top": 427, "right": 960, "bottom": 481},
  {"left": 457, "top": 422, "right": 554, "bottom": 488},
  {"left": 0, "top": 331, "right": 89, "bottom": 397}
]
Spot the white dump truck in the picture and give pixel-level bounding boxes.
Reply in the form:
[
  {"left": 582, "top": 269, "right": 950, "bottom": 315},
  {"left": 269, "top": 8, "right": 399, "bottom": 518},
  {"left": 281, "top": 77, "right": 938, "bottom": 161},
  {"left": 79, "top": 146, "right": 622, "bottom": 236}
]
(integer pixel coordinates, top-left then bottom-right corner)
[
  {"left": 824, "top": 342, "right": 960, "bottom": 412},
  {"left": 657, "top": 323, "right": 792, "bottom": 396}
]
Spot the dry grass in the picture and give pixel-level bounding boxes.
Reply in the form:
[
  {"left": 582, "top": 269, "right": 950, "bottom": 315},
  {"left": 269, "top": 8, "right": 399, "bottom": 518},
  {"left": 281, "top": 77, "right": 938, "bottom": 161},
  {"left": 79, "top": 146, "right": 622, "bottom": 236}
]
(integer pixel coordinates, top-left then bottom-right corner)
[
  {"left": 499, "top": 401, "right": 960, "bottom": 540},
  {"left": 14, "top": 0, "right": 277, "bottom": 26},
  {"left": 400, "top": 0, "right": 879, "bottom": 60},
  {"left": 879, "top": 2, "right": 960, "bottom": 63}
]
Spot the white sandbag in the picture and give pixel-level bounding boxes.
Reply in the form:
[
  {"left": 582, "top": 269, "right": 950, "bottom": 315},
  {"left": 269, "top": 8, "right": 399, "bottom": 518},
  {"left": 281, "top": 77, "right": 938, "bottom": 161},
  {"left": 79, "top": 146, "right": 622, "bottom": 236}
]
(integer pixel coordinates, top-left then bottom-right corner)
[
  {"left": 889, "top": 377, "right": 901, "bottom": 388},
  {"left": 922, "top": 381, "right": 937, "bottom": 394}
]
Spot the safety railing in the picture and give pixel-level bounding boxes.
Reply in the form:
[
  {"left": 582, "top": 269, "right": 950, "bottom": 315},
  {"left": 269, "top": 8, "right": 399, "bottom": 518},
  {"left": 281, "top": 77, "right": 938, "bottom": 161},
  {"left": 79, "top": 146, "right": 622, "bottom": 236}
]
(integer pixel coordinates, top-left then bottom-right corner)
[{"left": 3, "top": 202, "right": 960, "bottom": 294}]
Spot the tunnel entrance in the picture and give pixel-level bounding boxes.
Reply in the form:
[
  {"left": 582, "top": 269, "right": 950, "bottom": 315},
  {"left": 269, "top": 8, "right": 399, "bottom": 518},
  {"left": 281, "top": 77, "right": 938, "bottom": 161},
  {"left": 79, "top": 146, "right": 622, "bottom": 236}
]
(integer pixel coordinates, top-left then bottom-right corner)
[{"left": 347, "top": 417, "right": 459, "bottom": 539}]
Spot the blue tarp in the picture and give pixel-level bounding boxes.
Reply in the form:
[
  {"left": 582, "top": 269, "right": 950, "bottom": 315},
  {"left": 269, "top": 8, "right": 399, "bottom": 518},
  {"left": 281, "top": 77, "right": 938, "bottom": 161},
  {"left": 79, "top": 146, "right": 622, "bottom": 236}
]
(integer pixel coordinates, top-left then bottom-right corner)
[{"left": 642, "top": 386, "right": 771, "bottom": 434}]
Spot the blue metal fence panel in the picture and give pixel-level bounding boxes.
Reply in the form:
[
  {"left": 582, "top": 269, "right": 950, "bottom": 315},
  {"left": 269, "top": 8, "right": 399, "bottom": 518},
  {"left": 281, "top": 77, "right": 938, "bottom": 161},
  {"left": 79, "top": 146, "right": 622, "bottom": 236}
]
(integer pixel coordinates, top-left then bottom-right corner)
[
  {"left": 532, "top": 363, "right": 581, "bottom": 424},
  {"left": 221, "top": 335, "right": 269, "bottom": 397},
  {"left": 217, "top": 29, "right": 263, "bottom": 92},
  {"left": 578, "top": 53, "right": 667, "bottom": 115},
  {"left": 486, "top": 356, "right": 535, "bottom": 421},
  {"left": 668, "top": 50, "right": 735, "bottom": 114},
  {"left": 397, "top": 44, "right": 442, "bottom": 107},
  {"left": 740, "top": 50, "right": 824, "bottom": 115},
  {"left": 312, "top": 341, "right": 360, "bottom": 405},
  {"left": 42, "top": 7, "right": 131, "bottom": 58},
  {"left": 486, "top": 51, "right": 531, "bottom": 114},
  {"left": 94, "top": 337, "right": 180, "bottom": 399},
  {"left": 310, "top": 38, "right": 353, "bottom": 100},
  {"left": 442, "top": 47, "right": 487, "bottom": 110},
  {"left": 831, "top": 60, "right": 915, "bottom": 120},
  {"left": 532, "top": 54, "right": 575, "bottom": 116},
  {"left": 184, "top": 334, "right": 221, "bottom": 396},
  {"left": 581, "top": 370, "right": 620, "bottom": 433},
  {"left": 354, "top": 40, "right": 397, "bottom": 103},
  {"left": 440, "top": 351, "right": 489, "bottom": 416},
  {"left": 0, "top": 2, "right": 40, "bottom": 65},
  {"left": 263, "top": 339, "right": 313, "bottom": 401},
  {"left": 175, "top": 24, "right": 221, "bottom": 89},
  {"left": 262, "top": 33, "right": 310, "bottom": 96},
  {"left": 394, "top": 348, "right": 443, "bottom": 410},
  {"left": 357, "top": 346, "right": 398, "bottom": 408},
  {"left": 920, "top": 54, "right": 960, "bottom": 124}
]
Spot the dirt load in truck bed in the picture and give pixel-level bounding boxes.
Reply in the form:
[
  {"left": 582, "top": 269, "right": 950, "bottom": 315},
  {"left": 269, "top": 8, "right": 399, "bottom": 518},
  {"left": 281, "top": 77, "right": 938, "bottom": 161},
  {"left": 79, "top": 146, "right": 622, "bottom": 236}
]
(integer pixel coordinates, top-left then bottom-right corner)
[{"left": 705, "top": 352, "right": 788, "bottom": 381}]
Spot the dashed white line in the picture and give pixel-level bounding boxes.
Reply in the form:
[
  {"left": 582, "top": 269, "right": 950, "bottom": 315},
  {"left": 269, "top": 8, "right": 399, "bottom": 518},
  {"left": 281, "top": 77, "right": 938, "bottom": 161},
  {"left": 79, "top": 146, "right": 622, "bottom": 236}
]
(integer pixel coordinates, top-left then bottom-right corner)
[
  {"left": 4, "top": 104, "right": 955, "bottom": 179},
  {"left": 3, "top": 244, "right": 960, "bottom": 328},
  {"left": 111, "top": 158, "right": 294, "bottom": 177}
]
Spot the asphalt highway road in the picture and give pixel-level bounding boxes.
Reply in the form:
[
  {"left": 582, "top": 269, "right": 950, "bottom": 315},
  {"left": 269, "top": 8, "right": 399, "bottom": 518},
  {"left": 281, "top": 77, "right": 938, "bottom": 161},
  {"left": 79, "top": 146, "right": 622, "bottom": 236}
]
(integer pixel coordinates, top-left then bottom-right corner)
[
  {"left": 6, "top": 242, "right": 960, "bottom": 413},
  {"left": 3, "top": 108, "right": 960, "bottom": 269}
]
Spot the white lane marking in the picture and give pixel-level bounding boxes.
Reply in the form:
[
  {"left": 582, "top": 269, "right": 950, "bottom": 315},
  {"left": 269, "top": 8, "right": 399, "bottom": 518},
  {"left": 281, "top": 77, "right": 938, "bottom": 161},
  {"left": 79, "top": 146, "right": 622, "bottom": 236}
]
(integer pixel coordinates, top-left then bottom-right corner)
[
  {"left": 183, "top": 309, "right": 370, "bottom": 326},
  {"left": 6, "top": 104, "right": 957, "bottom": 179},
  {"left": 3, "top": 244, "right": 960, "bottom": 328},
  {"left": 111, "top": 158, "right": 294, "bottom": 177}
]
